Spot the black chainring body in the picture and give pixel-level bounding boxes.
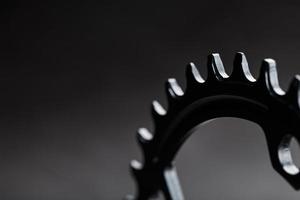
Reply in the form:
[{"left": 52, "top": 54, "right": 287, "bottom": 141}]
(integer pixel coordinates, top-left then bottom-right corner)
[{"left": 127, "top": 52, "right": 300, "bottom": 200}]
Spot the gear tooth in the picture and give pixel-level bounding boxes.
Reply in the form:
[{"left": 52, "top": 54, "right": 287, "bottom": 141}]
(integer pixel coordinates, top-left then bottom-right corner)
[
  {"left": 185, "top": 62, "right": 205, "bottom": 88},
  {"left": 151, "top": 100, "right": 166, "bottom": 124},
  {"left": 130, "top": 160, "right": 143, "bottom": 175},
  {"left": 286, "top": 75, "right": 300, "bottom": 108},
  {"left": 165, "top": 78, "right": 184, "bottom": 104},
  {"left": 207, "top": 53, "right": 229, "bottom": 81},
  {"left": 152, "top": 100, "right": 166, "bottom": 115},
  {"left": 231, "top": 52, "right": 256, "bottom": 82},
  {"left": 258, "top": 59, "right": 285, "bottom": 95},
  {"left": 136, "top": 128, "right": 153, "bottom": 164},
  {"left": 137, "top": 127, "right": 153, "bottom": 145}
]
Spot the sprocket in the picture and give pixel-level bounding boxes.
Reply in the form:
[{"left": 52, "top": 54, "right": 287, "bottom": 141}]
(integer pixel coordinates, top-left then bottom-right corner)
[{"left": 127, "top": 52, "right": 300, "bottom": 200}]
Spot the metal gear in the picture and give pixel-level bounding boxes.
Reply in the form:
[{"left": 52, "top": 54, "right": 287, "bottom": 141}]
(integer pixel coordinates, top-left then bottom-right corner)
[{"left": 127, "top": 52, "right": 300, "bottom": 200}]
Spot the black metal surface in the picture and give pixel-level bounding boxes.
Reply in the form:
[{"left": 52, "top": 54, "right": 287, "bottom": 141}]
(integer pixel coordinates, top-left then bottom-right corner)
[{"left": 126, "top": 52, "right": 300, "bottom": 200}]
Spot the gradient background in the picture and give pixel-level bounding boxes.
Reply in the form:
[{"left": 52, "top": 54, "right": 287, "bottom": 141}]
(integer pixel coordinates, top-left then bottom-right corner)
[{"left": 1, "top": 1, "right": 300, "bottom": 199}]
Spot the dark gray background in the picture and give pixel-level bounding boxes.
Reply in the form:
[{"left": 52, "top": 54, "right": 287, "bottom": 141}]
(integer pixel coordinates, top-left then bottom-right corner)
[{"left": 1, "top": 0, "right": 300, "bottom": 199}]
